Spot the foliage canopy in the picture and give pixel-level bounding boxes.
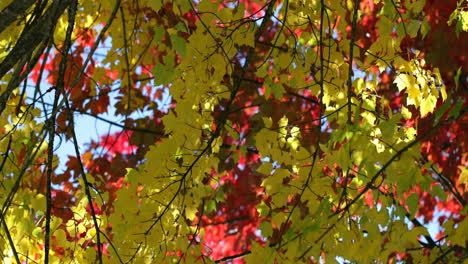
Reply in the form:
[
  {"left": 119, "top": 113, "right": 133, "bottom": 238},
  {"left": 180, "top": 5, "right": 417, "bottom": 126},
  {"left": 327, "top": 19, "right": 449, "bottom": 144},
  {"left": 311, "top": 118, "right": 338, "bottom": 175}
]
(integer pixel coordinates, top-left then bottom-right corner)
[{"left": 0, "top": 0, "right": 467, "bottom": 263}]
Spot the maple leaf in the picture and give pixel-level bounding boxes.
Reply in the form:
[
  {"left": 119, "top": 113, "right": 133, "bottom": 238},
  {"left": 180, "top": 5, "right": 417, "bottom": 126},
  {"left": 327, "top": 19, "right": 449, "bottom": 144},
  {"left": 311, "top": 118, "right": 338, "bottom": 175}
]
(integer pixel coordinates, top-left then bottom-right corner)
[{"left": 0, "top": 0, "right": 465, "bottom": 263}]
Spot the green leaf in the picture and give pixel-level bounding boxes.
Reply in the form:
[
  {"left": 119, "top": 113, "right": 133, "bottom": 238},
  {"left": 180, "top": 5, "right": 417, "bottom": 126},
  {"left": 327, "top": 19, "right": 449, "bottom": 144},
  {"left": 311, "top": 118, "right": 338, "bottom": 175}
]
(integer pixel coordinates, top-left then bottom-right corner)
[
  {"left": 407, "top": 193, "right": 419, "bottom": 215},
  {"left": 205, "top": 199, "right": 217, "bottom": 213},
  {"left": 259, "top": 222, "right": 273, "bottom": 237},
  {"left": 420, "top": 19, "right": 430, "bottom": 38},
  {"left": 431, "top": 184, "right": 447, "bottom": 200},
  {"left": 449, "top": 99, "right": 463, "bottom": 118},
  {"left": 408, "top": 0, "right": 425, "bottom": 13},
  {"left": 32, "top": 227, "right": 42, "bottom": 238},
  {"left": 447, "top": 9, "right": 458, "bottom": 26},
  {"left": 455, "top": 19, "right": 462, "bottom": 37},
  {"left": 303, "top": 222, "right": 321, "bottom": 234},
  {"left": 215, "top": 190, "right": 225, "bottom": 202},
  {"left": 257, "top": 202, "right": 270, "bottom": 217},
  {"left": 271, "top": 82, "right": 285, "bottom": 99},
  {"left": 454, "top": 67, "right": 462, "bottom": 90},
  {"left": 434, "top": 100, "right": 451, "bottom": 122},
  {"left": 154, "top": 25, "right": 165, "bottom": 43},
  {"left": 152, "top": 63, "right": 177, "bottom": 85},
  {"left": 284, "top": 227, "right": 296, "bottom": 240},
  {"left": 407, "top": 20, "right": 420, "bottom": 38},
  {"left": 125, "top": 168, "right": 139, "bottom": 183},
  {"left": 382, "top": 0, "right": 395, "bottom": 17},
  {"left": 175, "top": 22, "right": 187, "bottom": 33},
  {"left": 171, "top": 35, "right": 186, "bottom": 58},
  {"left": 163, "top": 54, "right": 175, "bottom": 68}
]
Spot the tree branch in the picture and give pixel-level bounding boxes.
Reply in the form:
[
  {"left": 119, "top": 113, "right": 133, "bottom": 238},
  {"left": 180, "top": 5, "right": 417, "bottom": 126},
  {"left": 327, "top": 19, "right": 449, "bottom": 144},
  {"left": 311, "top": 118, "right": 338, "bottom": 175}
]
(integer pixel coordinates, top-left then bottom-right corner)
[
  {"left": 44, "top": 0, "right": 78, "bottom": 262},
  {"left": 0, "top": 0, "right": 36, "bottom": 34},
  {"left": 0, "top": 0, "right": 72, "bottom": 81}
]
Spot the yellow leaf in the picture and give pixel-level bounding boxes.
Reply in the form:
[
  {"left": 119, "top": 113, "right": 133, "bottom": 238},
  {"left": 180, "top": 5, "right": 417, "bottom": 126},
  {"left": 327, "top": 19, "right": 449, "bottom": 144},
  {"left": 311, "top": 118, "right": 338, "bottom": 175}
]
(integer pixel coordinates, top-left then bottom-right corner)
[
  {"left": 185, "top": 207, "right": 197, "bottom": 221},
  {"left": 278, "top": 115, "right": 288, "bottom": 127},
  {"left": 146, "top": 0, "right": 162, "bottom": 11},
  {"left": 211, "top": 136, "right": 222, "bottom": 153},
  {"left": 461, "top": 11, "right": 468, "bottom": 31},
  {"left": 263, "top": 117, "right": 273, "bottom": 128},
  {"left": 459, "top": 166, "right": 468, "bottom": 186},
  {"left": 257, "top": 162, "right": 273, "bottom": 175},
  {"left": 31, "top": 194, "right": 46, "bottom": 212},
  {"left": 54, "top": 229, "right": 67, "bottom": 245},
  {"left": 401, "top": 106, "right": 412, "bottom": 119},
  {"left": 259, "top": 222, "right": 273, "bottom": 237},
  {"left": 420, "top": 94, "right": 437, "bottom": 117}
]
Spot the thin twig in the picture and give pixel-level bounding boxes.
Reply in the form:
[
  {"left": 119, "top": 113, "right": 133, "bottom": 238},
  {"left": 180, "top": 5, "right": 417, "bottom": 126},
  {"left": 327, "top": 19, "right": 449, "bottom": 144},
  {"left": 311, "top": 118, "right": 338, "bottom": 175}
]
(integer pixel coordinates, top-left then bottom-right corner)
[
  {"left": 0, "top": 136, "right": 20, "bottom": 264},
  {"left": 63, "top": 95, "right": 104, "bottom": 264},
  {"left": 347, "top": 0, "right": 359, "bottom": 125}
]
